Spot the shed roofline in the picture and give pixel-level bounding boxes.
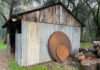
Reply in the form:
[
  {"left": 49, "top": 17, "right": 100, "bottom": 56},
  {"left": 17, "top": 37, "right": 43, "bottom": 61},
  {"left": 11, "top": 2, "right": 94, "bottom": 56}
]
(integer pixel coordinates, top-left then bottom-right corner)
[{"left": 2, "top": 1, "right": 85, "bottom": 28}]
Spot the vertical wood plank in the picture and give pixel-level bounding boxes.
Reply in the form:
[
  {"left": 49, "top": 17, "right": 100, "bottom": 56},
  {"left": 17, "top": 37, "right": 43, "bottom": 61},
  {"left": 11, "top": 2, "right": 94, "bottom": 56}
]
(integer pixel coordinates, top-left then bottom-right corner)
[
  {"left": 48, "top": 7, "right": 52, "bottom": 24},
  {"left": 21, "top": 20, "right": 27, "bottom": 66},
  {"left": 70, "top": 15, "right": 74, "bottom": 26},
  {"left": 60, "top": 5, "right": 63, "bottom": 25},
  {"left": 36, "top": 11, "right": 40, "bottom": 22},
  {"left": 27, "top": 22, "right": 40, "bottom": 65},
  {"left": 56, "top": 5, "right": 60, "bottom": 24}
]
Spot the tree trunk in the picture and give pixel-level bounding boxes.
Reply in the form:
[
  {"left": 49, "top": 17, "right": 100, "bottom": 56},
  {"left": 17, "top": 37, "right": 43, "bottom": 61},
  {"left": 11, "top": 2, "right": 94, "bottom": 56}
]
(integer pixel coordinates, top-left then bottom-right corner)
[
  {"left": 96, "top": 27, "right": 100, "bottom": 40},
  {"left": 97, "top": 59, "right": 100, "bottom": 70},
  {"left": 4, "top": 32, "right": 7, "bottom": 44},
  {"left": 80, "top": 60, "right": 97, "bottom": 70},
  {"left": 97, "top": 63, "right": 100, "bottom": 70},
  {"left": 87, "top": 19, "right": 93, "bottom": 42},
  {"left": 4, "top": 0, "right": 14, "bottom": 44}
]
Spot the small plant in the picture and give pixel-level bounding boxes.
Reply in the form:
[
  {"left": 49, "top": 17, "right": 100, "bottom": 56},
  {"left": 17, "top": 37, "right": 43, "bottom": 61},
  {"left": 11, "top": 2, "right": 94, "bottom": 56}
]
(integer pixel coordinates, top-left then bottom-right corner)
[
  {"left": 50, "top": 64, "right": 66, "bottom": 70},
  {"left": 68, "top": 66, "right": 79, "bottom": 70},
  {"left": 0, "top": 43, "right": 7, "bottom": 50},
  {"left": 68, "top": 66, "right": 72, "bottom": 70},
  {"left": 74, "top": 67, "right": 79, "bottom": 70},
  {"left": 28, "top": 65, "right": 48, "bottom": 70},
  {"left": 8, "top": 58, "right": 26, "bottom": 70},
  {"left": 52, "top": 64, "right": 59, "bottom": 70},
  {"left": 60, "top": 67, "right": 66, "bottom": 70}
]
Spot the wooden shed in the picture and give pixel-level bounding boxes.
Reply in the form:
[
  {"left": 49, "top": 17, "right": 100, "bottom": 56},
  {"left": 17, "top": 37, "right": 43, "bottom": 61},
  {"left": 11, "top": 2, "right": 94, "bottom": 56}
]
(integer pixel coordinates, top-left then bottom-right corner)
[{"left": 3, "top": 2, "right": 84, "bottom": 66}]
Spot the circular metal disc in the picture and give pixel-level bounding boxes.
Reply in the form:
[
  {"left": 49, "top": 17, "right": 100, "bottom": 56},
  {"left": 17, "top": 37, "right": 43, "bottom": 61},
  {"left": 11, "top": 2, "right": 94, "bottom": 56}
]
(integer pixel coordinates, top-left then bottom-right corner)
[
  {"left": 48, "top": 31, "right": 72, "bottom": 61},
  {"left": 57, "top": 45, "right": 69, "bottom": 61}
]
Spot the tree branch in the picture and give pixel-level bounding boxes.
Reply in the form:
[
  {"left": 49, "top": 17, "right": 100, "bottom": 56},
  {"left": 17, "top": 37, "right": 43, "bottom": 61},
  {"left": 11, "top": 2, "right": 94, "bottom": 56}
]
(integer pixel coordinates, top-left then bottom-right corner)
[
  {"left": 0, "top": 12, "right": 7, "bottom": 22},
  {"left": 1, "top": 0, "right": 10, "bottom": 5},
  {"left": 72, "top": 0, "right": 88, "bottom": 13},
  {"left": 96, "top": 4, "right": 100, "bottom": 26},
  {"left": 85, "top": 1, "right": 96, "bottom": 18},
  {"left": 67, "top": 0, "right": 70, "bottom": 8}
]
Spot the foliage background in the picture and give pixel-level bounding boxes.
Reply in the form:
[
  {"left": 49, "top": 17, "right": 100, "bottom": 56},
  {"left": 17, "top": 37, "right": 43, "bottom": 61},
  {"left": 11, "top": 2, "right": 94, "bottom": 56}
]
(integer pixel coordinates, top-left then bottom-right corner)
[{"left": 0, "top": 0, "right": 100, "bottom": 42}]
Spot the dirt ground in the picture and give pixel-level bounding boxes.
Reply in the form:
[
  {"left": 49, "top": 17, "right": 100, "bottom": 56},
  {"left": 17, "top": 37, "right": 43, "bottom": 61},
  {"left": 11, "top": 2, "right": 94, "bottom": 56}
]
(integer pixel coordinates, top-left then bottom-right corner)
[{"left": 0, "top": 50, "right": 9, "bottom": 70}]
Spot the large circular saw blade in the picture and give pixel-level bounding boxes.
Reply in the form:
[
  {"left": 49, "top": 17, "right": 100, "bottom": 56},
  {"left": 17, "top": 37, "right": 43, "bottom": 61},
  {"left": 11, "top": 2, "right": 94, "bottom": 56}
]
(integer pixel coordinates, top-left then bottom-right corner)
[{"left": 48, "top": 31, "right": 72, "bottom": 62}]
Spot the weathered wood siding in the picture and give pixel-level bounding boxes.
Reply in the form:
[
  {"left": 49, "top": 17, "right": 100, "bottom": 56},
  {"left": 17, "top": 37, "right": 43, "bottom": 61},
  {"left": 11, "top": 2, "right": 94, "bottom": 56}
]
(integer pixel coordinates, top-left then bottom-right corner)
[
  {"left": 19, "top": 5, "right": 81, "bottom": 27},
  {"left": 15, "top": 34, "right": 22, "bottom": 65},
  {"left": 26, "top": 22, "right": 40, "bottom": 65}
]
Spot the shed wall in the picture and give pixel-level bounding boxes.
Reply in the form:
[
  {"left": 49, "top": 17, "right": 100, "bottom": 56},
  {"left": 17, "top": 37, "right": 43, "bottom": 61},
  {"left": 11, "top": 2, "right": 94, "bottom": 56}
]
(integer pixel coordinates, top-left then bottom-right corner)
[
  {"left": 15, "top": 34, "right": 22, "bottom": 65},
  {"left": 15, "top": 20, "right": 27, "bottom": 66},
  {"left": 15, "top": 21, "right": 80, "bottom": 66},
  {"left": 39, "top": 23, "right": 80, "bottom": 63},
  {"left": 20, "top": 21, "right": 40, "bottom": 66}
]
